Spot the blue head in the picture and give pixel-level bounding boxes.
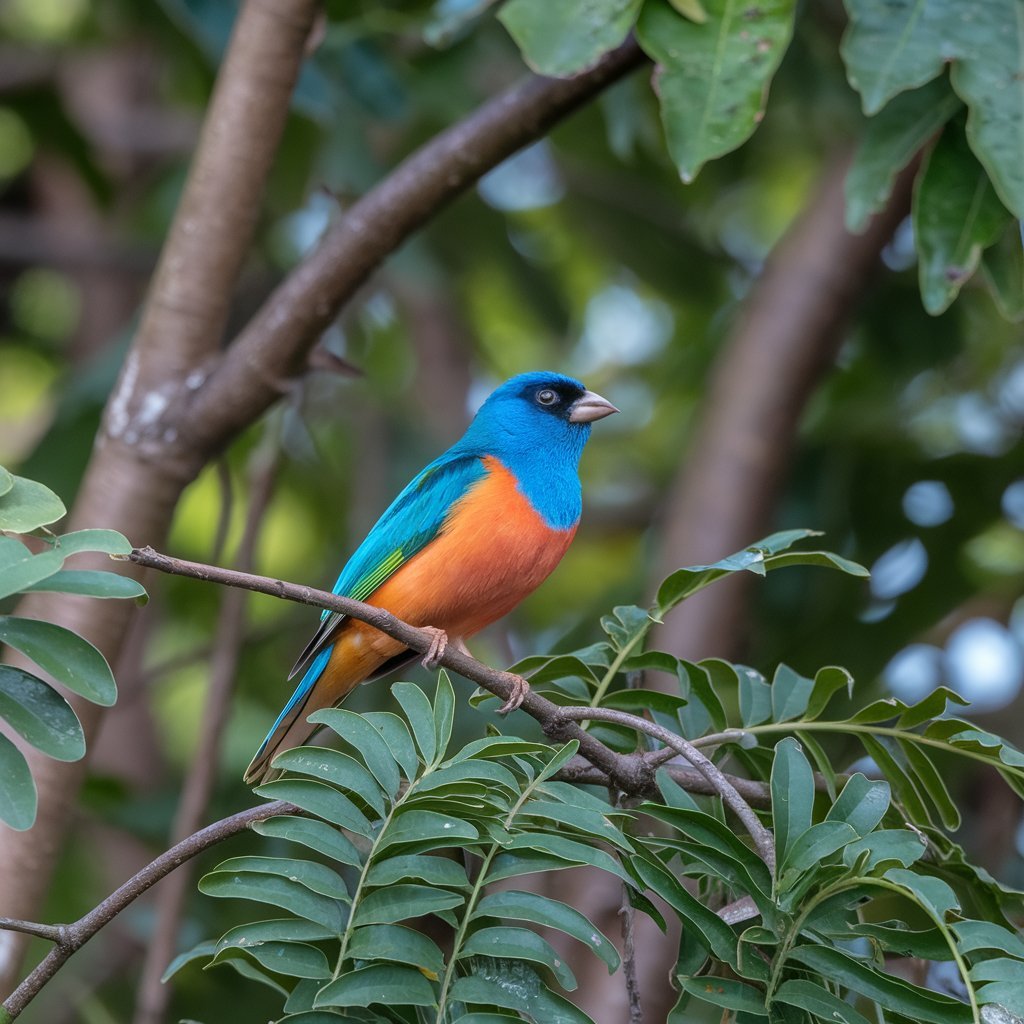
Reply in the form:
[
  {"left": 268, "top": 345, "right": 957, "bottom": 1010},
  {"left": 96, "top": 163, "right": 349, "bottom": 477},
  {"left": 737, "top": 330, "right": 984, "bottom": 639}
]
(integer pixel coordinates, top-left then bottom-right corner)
[{"left": 454, "top": 371, "right": 617, "bottom": 529}]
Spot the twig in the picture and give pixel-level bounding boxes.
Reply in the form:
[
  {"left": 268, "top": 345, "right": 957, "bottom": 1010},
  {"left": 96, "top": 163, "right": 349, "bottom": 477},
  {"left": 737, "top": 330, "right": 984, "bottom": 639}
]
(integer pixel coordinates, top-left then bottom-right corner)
[
  {"left": 0, "top": 921, "right": 65, "bottom": 944},
  {"left": 552, "top": 707, "right": 776, "bottom": 871},
  {"left": 132, "top": 439, "right": 281, "bottom": 1024},
  {"left": 618, "top": 885, "right": 644, "bottom": 1024},
  {"left": 1, "top": 802, "right": 297, "bottom": 1021}
]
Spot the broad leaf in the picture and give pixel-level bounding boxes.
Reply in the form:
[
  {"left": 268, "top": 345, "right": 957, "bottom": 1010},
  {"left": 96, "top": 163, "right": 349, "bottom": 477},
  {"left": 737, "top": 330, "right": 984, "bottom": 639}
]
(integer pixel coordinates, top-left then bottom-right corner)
[
  {"left": 771, "top": 737, "right": 813, "bottom": 865},
  {"left": 0, "top": 473, "right": 65, "bottom": 532},
  {"left": 0, "top": 731, "right": 35, "bottom": 830},
  {"left": 0, "top": 666, "right": 85, "bottom": 760}
]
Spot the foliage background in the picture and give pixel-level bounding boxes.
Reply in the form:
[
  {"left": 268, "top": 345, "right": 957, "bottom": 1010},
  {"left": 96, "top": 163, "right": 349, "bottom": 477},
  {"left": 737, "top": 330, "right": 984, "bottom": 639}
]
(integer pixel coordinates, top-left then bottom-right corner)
[{"left": 0, "top": 0, "right": 1023, "bottom": 1020}]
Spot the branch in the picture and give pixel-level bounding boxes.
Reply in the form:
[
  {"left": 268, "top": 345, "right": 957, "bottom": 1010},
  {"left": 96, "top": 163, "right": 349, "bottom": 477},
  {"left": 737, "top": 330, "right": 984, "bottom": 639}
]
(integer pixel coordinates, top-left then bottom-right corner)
[
  {"left": 126, "top": 545, "right": 777, "bottom": 870},
  {"left": 1, "top": 801, "right": 297, "bottom": 1021},
  {"left": 181, "top": 38, "right": 647, "bottom": 458},
  {"left": 552, "top": 707, "right": 775, "bottom": 870}
]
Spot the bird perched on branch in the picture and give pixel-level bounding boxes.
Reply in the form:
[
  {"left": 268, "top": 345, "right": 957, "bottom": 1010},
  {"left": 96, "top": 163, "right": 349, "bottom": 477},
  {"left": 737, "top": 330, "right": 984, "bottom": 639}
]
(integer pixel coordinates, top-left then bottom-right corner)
[{"left": 244, "top": 371, "right": 618, "bottom": 784}]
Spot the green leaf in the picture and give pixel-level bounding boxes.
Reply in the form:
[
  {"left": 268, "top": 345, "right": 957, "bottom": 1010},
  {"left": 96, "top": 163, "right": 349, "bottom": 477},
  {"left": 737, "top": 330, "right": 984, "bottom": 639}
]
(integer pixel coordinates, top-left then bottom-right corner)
[
  {"left": 883, "top": 867, "right": 960, "bottom": 919},
  {"left": 679, "top": 976, "right": 766, "bottom": 1012},
  {"left": 392, "top": 681, "right": 435, "bottom": 765},
  {"left": 771, "top": 737, "right": 813, "bottom": 865},
  {"left": 852, "top": 920, "right": 952, "bottom": 959},
  {"left": 843, "top": 829, "right": 928, "bottom": 873},
  {"left": 630, "top": 855, "right": 737, "bottom": 966},
  {"left": 449, "top": 971, "right": 594, "bottom": 1024},
  {"left": 451, "top": 736, "right": 552, "bottom": 762},
  {"left": 773, "top": 978, "right": 872, "bottom": 1024},
  {"left": 475, "top": 890, "right": 620, "bottom": 972},
  {"left": 826, "top": 774, "right": 890, "bottom": 836},
  {"left": 502, "top": 832, "right": 631, "bottom": 882},
  {"left": 981, "top": 220, "right": 1024, "bottom": 321},
  {"left": 771, "top": 664, "right": 815, "bottom": 722},
  {"left": 251, "top": 815, "right": 363, "bottom": 868},
  {"left": 805, "top": 666, "right": 855, "bottom": 721},
  {"left": 23, "top": 569, "right": 147, "bottom": 601},
  {"left": 899, "top": 740, "right": 960, "bottom": 829},
  {"left": 462, "top": 926, "right": 577, "bottom": 990},
  {"left": 255, "top": 779, "right": 375, "bottom": 838},
  {"left": 780, "top": 821, "right": 860, "bottom": 877},
  {"left": 363, "top": 711, "right": 419, "bottom": 782},
  {"left": 520, "top": 799, "right": 631, "bottom": 849},
  {"left": 846, "top": 77, "right": 963, "bottom": 232},
  {"left": 161, "top": 939, "right": 218, "bottom": 982},
  {"left": 315, "top": 964, "right": 437, "bottom": 1008},
  {"left": 787, "top": 945, "right": 973, "bottom": 1023},
  {"left": 211, "top": 856, "right": 350, "bottom": 901},
  {"left": 0, "top": 731, "right": 35, "bottom": 830},
  {"left": 50, "top": 529, "right": 133, "bottom": 556},
  {"left": 897, "top": 686, "right": 970, "bottom": 729},
  {"left": 210, "top": 940, "right": 331, "bottom": 979},
  {"left": 738, "top": 666, "right": 773, "bottom": 727},
  {"left": 432, "top": 670, "right": 455, "bottom": 761},
  {"left": 840, "top": 0, "right": 948, "bottom": 114},
  {"left": 654, "top": 548, "right": 766, "bottom": 615},
  {"left": 270, "top": 747, "right": 387, "bottom": 816},
  {"left": 637, "top": 0, "right": 796, "bottom": 183},
  {"left": 365, "top": 854, "right": 470, "bottom": 889},
  {"left": 762, "top": 551, "right": 870, "bottom": 577},
  {"left": 500, "top": 0, "right": 641, "bottom": 77},
  {"left": 417, "top": 759, "right": 520, "bottom": 799},
  {"left": 0, "top": 666, "right": 85, "bottom": 760},
  {"left": 216, "top": 919, "right": 338, "bottom": 949},
  {"left": 198, "top": 870, "right": 346, "bottom": 933},
  {"left": 0, "top": 616, "right": 116, "bottom": 706},
  {"left": 377, "top": 809, "right": 479, "bottom": 852},
  {"left": 913, "top": 122, "right": 1011, "bottom": 315},
  {"left": 0, "top": 466, "right": 12, "bottom": 497},
  {"left": 0, "top": 546, "right": 64, "bottom": 601},
  {"left": 0, "top": 474, "right": 65, "bottom": 532},
  {"left": 213, "top": 956, "right": 291, "bottom": 997},
  {"left": 600, "top": 604, "right": 652, "bottom": 652},
  {"left": 354, "top": 884, "right": 464, "bottom": 925},
  {"left": 954, "top": 920, "right": 1024, "bottom": 959},
  {"left": 348, "top": 924, "right": 446, "bottom": 978},
  {"left": 859, "top": 734, "right": 931, "bottom": 824},
  {"left": 306, "top": 708, "right": 402, "bottom": 796}
]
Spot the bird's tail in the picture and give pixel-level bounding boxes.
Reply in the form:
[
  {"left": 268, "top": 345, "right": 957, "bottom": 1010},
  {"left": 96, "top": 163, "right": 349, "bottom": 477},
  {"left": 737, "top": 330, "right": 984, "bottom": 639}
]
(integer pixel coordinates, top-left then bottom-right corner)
[{"left": 244, "top": 640, "right": 366, "bottom": 786}]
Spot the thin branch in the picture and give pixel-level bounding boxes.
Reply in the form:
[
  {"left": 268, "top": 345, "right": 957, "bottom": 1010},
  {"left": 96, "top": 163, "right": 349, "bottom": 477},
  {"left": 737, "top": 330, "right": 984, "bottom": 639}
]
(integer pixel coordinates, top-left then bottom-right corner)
[
  {"left": 1, "top": 801, "right": 297, "bottom": 1022},
  {"left": 552, "top": 707, "right": 775, "bottom": 870},
  {"left": 181, "top": 38, "right": 647, "bottom": 459},
  {"left": 0, "top": 921, "right": 65, "bottom": 944},
  {"left": 618, "top": 884, "right": 644, "bottom": 1024},
  {"left": 126, "top": 546, "right": 658, "bottom": 797}
]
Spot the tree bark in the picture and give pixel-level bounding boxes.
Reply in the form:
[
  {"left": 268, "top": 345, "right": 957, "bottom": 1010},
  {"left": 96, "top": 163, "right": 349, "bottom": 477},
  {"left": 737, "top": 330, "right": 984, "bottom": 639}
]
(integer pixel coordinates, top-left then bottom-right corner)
[
  {"left": 0, "top": 0, "right": 321, "bottom": 995},
  {"left": 651, "top": 152, "right": 917, "bottom": 665}
]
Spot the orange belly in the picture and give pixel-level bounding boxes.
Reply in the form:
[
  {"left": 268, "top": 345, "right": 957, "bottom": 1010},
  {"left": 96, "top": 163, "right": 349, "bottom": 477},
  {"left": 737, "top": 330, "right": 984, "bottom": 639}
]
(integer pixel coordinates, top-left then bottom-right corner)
[{"left": 333, "top": 454, "right": 577, "bottom": 668}]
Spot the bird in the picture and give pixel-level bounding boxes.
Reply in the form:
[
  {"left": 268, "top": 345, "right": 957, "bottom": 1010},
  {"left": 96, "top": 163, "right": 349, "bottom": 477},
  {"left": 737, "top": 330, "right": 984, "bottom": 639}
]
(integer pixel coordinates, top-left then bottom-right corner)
[{"left": 244, "top": 371, "right": 618, "bottom": 784}]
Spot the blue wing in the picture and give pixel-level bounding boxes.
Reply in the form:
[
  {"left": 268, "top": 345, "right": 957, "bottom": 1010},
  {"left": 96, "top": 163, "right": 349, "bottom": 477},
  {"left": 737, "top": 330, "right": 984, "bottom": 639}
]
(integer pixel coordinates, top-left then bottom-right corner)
[{"left": 287, "top": 449, "right": 488, "bottom": 681}]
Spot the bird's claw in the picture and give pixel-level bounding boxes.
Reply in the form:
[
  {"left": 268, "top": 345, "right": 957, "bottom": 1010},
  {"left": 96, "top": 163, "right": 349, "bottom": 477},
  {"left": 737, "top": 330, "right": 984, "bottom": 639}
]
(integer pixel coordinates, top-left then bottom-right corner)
[
  {"left": 498, "top": 673, "right": 530, "bottom": 715},
  {"left": 420, "top": 626, "right": 449, "bottom": 670}
]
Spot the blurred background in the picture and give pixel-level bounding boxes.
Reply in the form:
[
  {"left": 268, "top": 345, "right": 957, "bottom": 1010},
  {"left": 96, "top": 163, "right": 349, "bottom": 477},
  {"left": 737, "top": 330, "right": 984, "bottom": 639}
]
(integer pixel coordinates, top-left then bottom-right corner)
[{"left": 1, "top": 0, "right": 1022, "bottom": 1020}]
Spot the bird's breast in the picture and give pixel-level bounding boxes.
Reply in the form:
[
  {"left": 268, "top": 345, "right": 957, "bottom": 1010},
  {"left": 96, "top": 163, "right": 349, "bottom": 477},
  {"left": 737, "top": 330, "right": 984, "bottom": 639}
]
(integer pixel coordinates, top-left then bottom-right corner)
[{"left": 364, "top": 455, "right": 577, "bottom": 639}]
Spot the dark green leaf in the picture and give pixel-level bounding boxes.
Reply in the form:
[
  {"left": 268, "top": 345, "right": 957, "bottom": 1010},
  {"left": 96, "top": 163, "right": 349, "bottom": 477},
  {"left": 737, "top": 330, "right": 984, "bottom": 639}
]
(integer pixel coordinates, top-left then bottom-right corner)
[
  {"left": 954, "top": 920, "right": 1024, "bottom": 959},
  {"left": 842, "top": 829, "right": 928, "bottom": 873},
  {"left": 738, "top": 666, "right": 773, "bottom": 727},
  {"left": 378, "top": 809, "right": 478, "bottom": 852},
  {"left": 846, "top": 78, "right": 962, "bottom": 231},
  {"left": 365, "top": 854, "right": 469, "bottom": 889},
  {"left": 679, "top": 976, "right": 765, "bottom": 1012},
  {"left": 315, "top": 964, "right": 437, "bottom": 1008},
  {"left": 462, "top": 926, "right": 577, "bottom": 990},
  {"left": 502, "top": 832, "right": 630, "bottom": 882},
  {"left": 654, "top": 547, "right": 766, "bottom": 615},
  {"left": 354, "top": 884, "right": 464, "bottom": 925},
  {"left": 771, "top": 737, "right": 814, "bottom": 865},
  {"left": 897, "top": 686, "right": 970, "bottom": 729},
  {"left": 216, "top": 919, "right": 337, "bottom": 949},
  {"left": 270, "top": 747, "right": 387, "bottom": 816},
  {"left": 913, "top": 123, "right": 1010, "bottom": 315},
  {"left": 363, "top": 711, "right": 419, "bottom": 783},
  {"left": 0, "top": 473, "right": 65, "bottom": 532},
  {"left": 211, "top": 940, "right": 331, "bottom": 979},
  {"left": 500, "top": 0, "right": 641, "bottom": 77},
  {"left": 787, "top": 945, "right": 972, "bottom": 1023},
  {"left": 214, "top": 955, "right": 291, "bottom": 997},
  {"left": 212, "top": 856, "right": 350, "bottom": 900},
  {"left": 762, "top": 550, "right": 869, "bottom": 577},
  {"left": 771, "top": 664, "right": 815, "bottom": 722},
  {"left": 899, "top": 740, "right": 960, "bottom": 829},
  {"left": 24, "top": 569, "right": 147, "bottom": 601},
  {"left": 255, "top": 779, "right": 375, "bottom": 838},
  {"left": 859, "top": 734, "right": 931, "bottom": 824},
  {"left": 883, "top": 867, "right": 959, "bottom": 919},
  {"left": 636, "top": 0, "right": 796, "bottom": 183},
  {"left": 391, "top": 681, "right": 436, "bottom": 765},
  {"left": 432, "top": 670, "right": 455, "bottom": 761},
  {"left": 198, "top": 871, "right": 346, "bottom": 933},
  {"left": 161, "top": 940, "right": 218, "bottom": 983},
  {"left": 450, "top": 736, "right": 552, "bottom": 762},
  {"left": 307, "top": 708, "right": 401, "bottom": 796},
  {"left": 417, "top": 759, "right": 520, "bottom": 797},
  {"left": 852, "top": 920, "right": 952, "bottom": 960},
  {"left": 805, "top": 666, "right": 855, "bottom": 721},
  {"left": 252, "top": 815, "right": 363, "bottom": 868},
  {"left": 520, "top": 799, "right": 631, "bottom": 849},
  {"left": 0, "top": 547, "right": 64, "bottom": 601},
  {"left": 0, "top": 666, "right": 84, "bottom": 760},
  {"left": 772, "top": 978, "right": 872, "bottom": 1024},
  {"left": 449, "top": 969, "right": 594, "bottom": 1023},
  {"left": 826, "top": 773, "right": 890, "bottom": 836},
  {"left": 981, "top": 220, "right": 1024, "bottom": 321},
  {"left": 475, "top": 890, "right": 620, "bottom": 972},
  {"left": 348, "top": 924, "right": 446, "bottom": 978},
  {"left": 781, "top": 821, "right": 860, "bottom": 877},
  {"left": 0, "top": 617, "right": 117, "bottom": 706},
  {"left": 0, "top": 731, "right": 35, "bottom": 830}
]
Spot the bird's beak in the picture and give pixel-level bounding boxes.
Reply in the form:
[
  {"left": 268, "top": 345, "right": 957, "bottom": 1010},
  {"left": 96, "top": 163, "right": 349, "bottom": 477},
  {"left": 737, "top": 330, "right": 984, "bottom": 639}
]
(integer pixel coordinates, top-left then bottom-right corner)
[{"left": 569, "top": 390, "right": 619, "bottom": 423}]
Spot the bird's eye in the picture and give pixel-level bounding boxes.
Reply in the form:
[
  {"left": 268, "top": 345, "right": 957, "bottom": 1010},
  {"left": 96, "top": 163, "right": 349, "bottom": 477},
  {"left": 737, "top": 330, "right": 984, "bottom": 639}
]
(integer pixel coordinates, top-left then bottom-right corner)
[{"left": 536, "top": 388, "right": 558, "bottom": 406}]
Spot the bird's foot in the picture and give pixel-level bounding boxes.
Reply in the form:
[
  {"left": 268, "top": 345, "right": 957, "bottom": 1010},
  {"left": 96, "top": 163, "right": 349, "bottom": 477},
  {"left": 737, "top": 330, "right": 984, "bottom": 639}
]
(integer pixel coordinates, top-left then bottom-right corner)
[
  {"left": 497, "top": 672, "right": 531, "bottom": 715},
  {"left": 420, "top": 626, "right": 449, "bottom": 670}
]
